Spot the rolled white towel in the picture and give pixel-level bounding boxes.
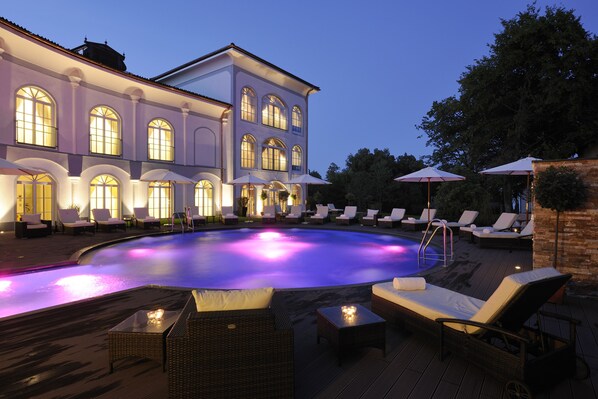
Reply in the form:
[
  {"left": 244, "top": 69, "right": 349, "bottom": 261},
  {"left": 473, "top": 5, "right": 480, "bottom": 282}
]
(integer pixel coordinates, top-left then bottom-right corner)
[
  {"left": 408, "top": 217, "right": 415, "bottom": 221},
  {"left": 470, "top": 224, "right": 476, "bottom": 229},
  {"left": 482, "top": 228, "right": 493, "bottom": 234},
  {"left": 393, "top": 277, "right": 426, "bottom": 291},
  {"left": 383, "top": 216, "right": 391, "bottom": 220},
  {"left": 314, "top": 213, "right": 321, "bottom": 217}
]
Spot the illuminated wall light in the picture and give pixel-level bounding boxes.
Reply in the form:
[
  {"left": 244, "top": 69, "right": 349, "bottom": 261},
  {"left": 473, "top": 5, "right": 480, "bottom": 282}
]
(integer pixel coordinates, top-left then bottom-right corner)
[{"left": 515, "top": 265, "right": 521, "bottom": 270}]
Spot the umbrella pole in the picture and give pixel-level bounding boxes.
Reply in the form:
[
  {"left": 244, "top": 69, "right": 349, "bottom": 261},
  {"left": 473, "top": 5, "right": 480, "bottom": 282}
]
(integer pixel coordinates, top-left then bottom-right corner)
[{"left": 427, "top": 179, "right": 431, "bottom": 221}]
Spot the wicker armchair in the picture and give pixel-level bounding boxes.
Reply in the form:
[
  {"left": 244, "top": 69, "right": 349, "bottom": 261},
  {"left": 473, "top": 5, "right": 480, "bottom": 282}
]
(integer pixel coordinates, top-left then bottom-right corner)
[{"left": 167, "top": 292, "right": 294, "bottom": 398}]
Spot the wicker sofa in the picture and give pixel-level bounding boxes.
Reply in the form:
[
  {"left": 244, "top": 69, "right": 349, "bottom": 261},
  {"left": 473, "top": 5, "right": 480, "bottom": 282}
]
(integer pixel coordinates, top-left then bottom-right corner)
[{"left": 167, "top": 291, "right": 294, "bottom": 398}]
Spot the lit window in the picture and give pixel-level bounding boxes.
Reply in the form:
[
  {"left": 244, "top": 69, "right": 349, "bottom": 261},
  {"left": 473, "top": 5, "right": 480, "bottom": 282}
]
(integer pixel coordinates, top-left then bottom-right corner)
[
  {"left": 89, "top": 174, "right": 121, "bottom": 220},
  {"left": 148, "top": 118, "right": 174, "bottom": 161},
  {"left": 292, "top": 145, "right": 302, "bottom": 171},
  {"left": 241, "top": 134, "right": 256, "bottom": 169},
  {"left": 292, "top": 106, "right": 302, "bottom": 133},
  {"left": 241, "top": 87, "right": 257, "bottom": 122},
  {"left": 195, "top": 180, "right": 214, "bottom": 216},
  {"left": 148, "top": 181, "right": 171, "bottom": 218},
  {"left": 261, "top": 95, "right": 287, "bottom": 130},
  {"left": 90, "top": 106, "right": 122, "bottom": 156},
  {"left": 15, "top": 86, "right": 57, "bottom": 147},
  {"left": 262, "top": 138, "right": 287, "bottom": 171},
  {"left": 16, "top": 173, "right": 54, "bottom": 221}
]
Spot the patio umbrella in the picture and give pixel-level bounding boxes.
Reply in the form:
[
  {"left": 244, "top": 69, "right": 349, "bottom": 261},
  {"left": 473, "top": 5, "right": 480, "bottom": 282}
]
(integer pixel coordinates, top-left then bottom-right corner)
[
  {"left": 140, "top": 170, "right": 197, "bottom": 185},
  {"left": 0, "top": 158, "right": 43, "bottom": 176},
  {"left": 394, "top": 166, "right": 465, "bottom": 221},
  {"left": 287, "top": 174, "right": 330, "bottom": 207},
  {"left": 226, "top": 174, "right": 271, "bottom": 217},
  {"left": 480, "top": 156, "right": 541, "bottom": 221}
]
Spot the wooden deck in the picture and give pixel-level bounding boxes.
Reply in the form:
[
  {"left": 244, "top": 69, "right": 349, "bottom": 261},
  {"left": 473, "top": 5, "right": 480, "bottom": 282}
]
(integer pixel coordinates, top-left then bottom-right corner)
[{"left": 0, "top": 226, "right": 596, "bottom": 398}]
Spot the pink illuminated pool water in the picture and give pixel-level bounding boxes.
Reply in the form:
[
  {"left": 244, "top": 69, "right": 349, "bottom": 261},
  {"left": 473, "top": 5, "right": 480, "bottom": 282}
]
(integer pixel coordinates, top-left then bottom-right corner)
[{"left": 0, "top": 229, "right": 437, "bottom": 318}]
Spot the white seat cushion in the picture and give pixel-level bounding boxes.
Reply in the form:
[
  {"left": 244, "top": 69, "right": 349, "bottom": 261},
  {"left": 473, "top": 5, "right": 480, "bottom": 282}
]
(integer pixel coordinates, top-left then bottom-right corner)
[{"left": 192, "top": 287, "right": 274, "bottom": 311}]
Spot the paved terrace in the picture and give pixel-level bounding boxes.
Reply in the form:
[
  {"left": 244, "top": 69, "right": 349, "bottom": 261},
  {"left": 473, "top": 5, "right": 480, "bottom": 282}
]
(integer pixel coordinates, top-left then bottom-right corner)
[{"left": 0, "top": 222, "right": 596, "bottom": 398}]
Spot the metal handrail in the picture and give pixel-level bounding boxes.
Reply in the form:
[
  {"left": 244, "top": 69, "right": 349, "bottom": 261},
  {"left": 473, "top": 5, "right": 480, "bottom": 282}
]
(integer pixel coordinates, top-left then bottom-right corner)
[{"left": 418, "top": 218, "right": 454, "bottom": 267}]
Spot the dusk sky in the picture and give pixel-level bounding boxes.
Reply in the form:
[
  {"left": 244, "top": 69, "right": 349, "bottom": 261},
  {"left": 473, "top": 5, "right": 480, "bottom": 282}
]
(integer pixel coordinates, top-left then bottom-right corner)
[{"left": 3, "top": 1, "right": 597, "bottom": 175}]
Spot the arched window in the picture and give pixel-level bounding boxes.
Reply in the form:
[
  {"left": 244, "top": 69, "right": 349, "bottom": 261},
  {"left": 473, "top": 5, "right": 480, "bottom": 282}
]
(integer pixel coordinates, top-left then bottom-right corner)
[
  {"left": 241, "top": 87, "right": 257, "bottom": 122},
  {"left": 148, "top": 181, "right": 171, "bottom": 219},
  {"left": 195, "top": 180, "right": 214, "bottom": 216},
  {"left": 15, "top": 86, "right": 57, "bottom": 148},
  {"left": 292, "top": 145, "right": 302, "bottom": 171},
  {"left": 261, "top": 95, "right": 287, "bottom": 130},
  {"left": 261, "top": 138, "right": 287, "bottom": 171},
  {"left": 90, "top": 106, "right": 122, "bottom": 156},
  {"left": 148, "top": 118, "right": 174, "bottom": 161},
  {"left": 16, "top": 173, "right": 54, "bottom": 221},
  {"left": 89, "top": 174, "right": 121, "bottom": 219},
  {"left": 292, "top": 106, "right": 302, "bottom": 133},
  {"left": 241, "top": 134, "right": 256, "bottom": 169}
]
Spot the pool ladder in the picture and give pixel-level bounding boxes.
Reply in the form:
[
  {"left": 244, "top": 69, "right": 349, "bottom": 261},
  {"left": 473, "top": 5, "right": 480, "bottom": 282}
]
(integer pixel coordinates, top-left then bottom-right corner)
[{"left": 418, "top": 218, "right": 454, "bottom": 267}]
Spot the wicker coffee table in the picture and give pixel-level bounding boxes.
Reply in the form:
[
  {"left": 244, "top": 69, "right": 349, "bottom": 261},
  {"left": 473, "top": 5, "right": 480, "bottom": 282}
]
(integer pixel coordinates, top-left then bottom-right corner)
[
  {"left": 317, "top": 304, "right": 386, "bottom": 365},
  {"left": 109, "top": 309, "right": 180, "bottom": 372}
]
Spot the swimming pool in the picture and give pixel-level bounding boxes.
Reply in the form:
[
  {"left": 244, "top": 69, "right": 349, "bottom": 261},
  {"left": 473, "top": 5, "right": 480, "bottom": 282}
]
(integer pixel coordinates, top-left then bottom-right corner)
[{"left": 0, "top": 228, "right": 436, "bottom": 318}]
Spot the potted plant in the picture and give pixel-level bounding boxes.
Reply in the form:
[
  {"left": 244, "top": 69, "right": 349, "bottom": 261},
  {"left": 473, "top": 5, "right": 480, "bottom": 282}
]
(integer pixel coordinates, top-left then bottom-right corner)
[
  {"left": 260, "top": 190, "right": 268, "bottom": 204},
  {"left": 237, "top": 197, "right": 249, "bottom": 217},
  {"left": 278, "top": 190, "right": 290, "bottom": 212},
  {"left": 290, "top": 193, "right": 297, "bottom": 205}
]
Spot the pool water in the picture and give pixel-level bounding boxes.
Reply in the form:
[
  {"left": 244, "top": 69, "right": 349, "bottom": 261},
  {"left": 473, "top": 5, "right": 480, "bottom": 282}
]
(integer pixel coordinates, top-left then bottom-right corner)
[{"left": 0, "top": 229, "right": 436, "bottom": 318}]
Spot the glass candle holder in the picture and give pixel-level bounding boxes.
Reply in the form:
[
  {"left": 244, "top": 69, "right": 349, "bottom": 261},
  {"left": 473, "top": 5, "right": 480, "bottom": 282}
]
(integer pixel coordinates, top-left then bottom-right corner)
[{"left": 341, "top": 305, "right": 357, "bottom": 319}]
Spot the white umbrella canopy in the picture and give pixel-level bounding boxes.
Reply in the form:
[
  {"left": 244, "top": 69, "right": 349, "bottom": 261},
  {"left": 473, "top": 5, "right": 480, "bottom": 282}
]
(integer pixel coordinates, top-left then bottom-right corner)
[
  {"left": 479, "top": 156, "right": 541, "bottom": 175},
  {"left": 140, "top": 170, "right": 196, "bottom": 184},
  {"left": 480, "top": 156, "right": 542, "bottom": 221},
  {"left": 395, "top": 166, "right": 466, "bottom": 221},
  {"left": 0, "top": 158, "right": 43, "bottom": 176},
  {"left": 287, "top": 174, "right": 330, "bottom": 209},
  {"left": 287, "top": 174, "right": 331, "bottom": 185},
  {"left": 227, "top": 174, "right": 271, "bottom": 186},
  {"left": 227, "top": 174, "right": 272, "bottom": 218}
]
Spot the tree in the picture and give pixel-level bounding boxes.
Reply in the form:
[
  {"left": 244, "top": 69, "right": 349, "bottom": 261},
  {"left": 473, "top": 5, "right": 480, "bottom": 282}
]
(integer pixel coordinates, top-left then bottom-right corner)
[
  {"left": 419, "top": 5, "right": 598, "bottom": 211},
  {"left": 534, "top": 166, "right": 587, "bottom": 267}
]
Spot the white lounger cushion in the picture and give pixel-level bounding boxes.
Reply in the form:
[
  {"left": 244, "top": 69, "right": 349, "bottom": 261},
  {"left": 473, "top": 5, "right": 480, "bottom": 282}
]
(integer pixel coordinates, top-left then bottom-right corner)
[
  {"left": 402, "top": 209, "right": 436, "bottom": 223},
  {"left": 473, "top": 220, "right": 534, "bottom": 239},
  {"left": 373, "top": 267, "right": 562, "bottom": 334},
  {"left": 460, "top": 212, "right": 517, "bottom": 233}
]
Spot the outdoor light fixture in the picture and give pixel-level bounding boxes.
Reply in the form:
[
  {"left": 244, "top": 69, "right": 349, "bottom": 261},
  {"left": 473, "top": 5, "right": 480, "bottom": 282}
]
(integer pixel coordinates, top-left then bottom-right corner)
[
  {"left": 341, "top": 305, "right": 357, "bottom": 319},
  {"left": 515, "top": 265, "right": 522, "bottom": 270},
  {"left": 147, "top": 308, "right": 165, "bottom": 324}
]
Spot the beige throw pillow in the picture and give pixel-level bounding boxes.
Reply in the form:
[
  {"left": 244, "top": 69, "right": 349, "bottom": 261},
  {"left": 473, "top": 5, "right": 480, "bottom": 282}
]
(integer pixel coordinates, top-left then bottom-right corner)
[{"left": 192, "top": 287, "right": 274, "bottom": 312}]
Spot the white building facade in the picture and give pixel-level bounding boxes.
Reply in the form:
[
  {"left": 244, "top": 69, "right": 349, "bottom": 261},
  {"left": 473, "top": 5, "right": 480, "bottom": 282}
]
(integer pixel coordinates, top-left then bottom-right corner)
[{"left": 0, "top": 18, "right": 318, "bottom": 230}]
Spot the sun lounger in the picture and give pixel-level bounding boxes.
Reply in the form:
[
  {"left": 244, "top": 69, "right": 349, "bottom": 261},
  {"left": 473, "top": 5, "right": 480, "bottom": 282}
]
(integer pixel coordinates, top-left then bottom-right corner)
[
  {"left": 459, "top": 212, "right": 517, "bottom": 242},
  {"left": 432, "top": 210, "right": 479, "bottom": 232},
  {"left": 15, "top": 213, "right": 53, "bottom": 238},
  {"left": 91, "top": 209, "right": 126, "bottom": 232},
  {"left": 401, "top": 209, "right": 436, "bottom": 231},
  {"left": 335, "top": 206, "right": 357, "bottom": 225},
  {"left": 372, "top": 268, "right": 580, "bottom": 396},
  {"left": 378, "top": 208, "right": 405, "bottom": 228},
  {"left": 185, "top": 206, "right": 206, "bottom": 231},
  {"left": 221, "top": 206, "right": 239, "bottom": 225},
  {"left": 473, "top": 220, "right": 534, "bottom": 250},
  {"left": 284, "top": 205, "right": 303, "bottom": 224},
  {"left": 262, "top": 205, "right": 277, "bottom": 224},
  {"left": 57, "top": 208, "right": 95, "bottom": 235},
  {"left": 309, "top": 204, "right": 329, "bottom": 224},
  {"left": 134, "top": 207, "right": 161, "bottom": 229},
  {"left": 361, "top": 209, "right": 379, "bottom": 226}
]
